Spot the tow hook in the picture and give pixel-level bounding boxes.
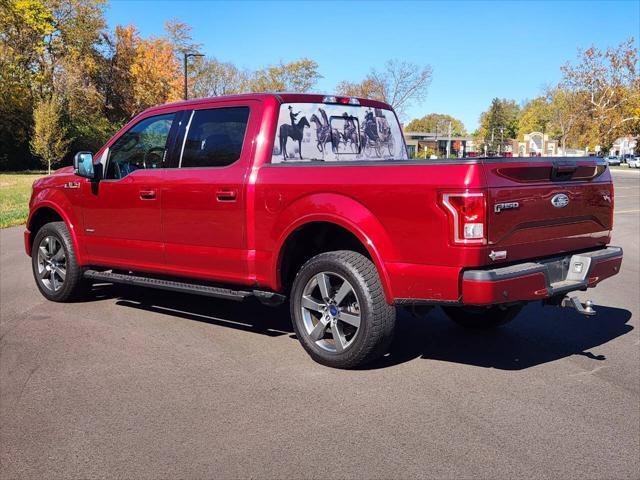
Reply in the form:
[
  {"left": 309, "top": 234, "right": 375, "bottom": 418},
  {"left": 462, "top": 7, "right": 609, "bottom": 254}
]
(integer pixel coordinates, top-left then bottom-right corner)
[{"left": 561, "top": 296, "right": 596, "bottom": 316}]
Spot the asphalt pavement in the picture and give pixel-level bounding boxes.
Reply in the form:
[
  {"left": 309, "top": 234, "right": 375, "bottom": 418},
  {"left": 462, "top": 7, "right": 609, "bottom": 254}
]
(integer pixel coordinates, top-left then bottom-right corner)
[{"left": 1, "top": 169, "right": 639, "bottom": 479}]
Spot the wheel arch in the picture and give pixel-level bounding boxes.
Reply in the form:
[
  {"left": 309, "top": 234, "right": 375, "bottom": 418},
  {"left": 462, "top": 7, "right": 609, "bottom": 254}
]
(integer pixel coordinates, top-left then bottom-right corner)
[
  {"left": 27, "top": 200, "right": 83, "bottom": 263},
  {"left": 273, "top": 213, "right": 395, "bottom": 303}
]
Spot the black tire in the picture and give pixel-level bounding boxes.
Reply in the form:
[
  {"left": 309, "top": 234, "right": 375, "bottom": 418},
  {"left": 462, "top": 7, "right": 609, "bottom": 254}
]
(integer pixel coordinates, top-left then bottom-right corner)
[
  {"left": 442, "top": 304, "right": 523, "bottom": 329},
  {"left": 31, "top": 221, "right": 89, "bottom": 302},
  {"left": 290, "top": 250, "right": 396, "bottom": 369}
]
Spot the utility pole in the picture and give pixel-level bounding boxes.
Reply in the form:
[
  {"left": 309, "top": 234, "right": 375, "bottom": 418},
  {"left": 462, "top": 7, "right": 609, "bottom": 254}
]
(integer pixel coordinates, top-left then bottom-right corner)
[
  {"left": 446, "top": 121, "right": 452, "bottom": 158},
  {"left": 499, "top": 127, "right": 504, "bottom": 156},
  {"left": 183, "top": 52, "right": 204, "bottom": 100},
  {"left": 491, "top": 128, "right": 495, "bottom": 155}
]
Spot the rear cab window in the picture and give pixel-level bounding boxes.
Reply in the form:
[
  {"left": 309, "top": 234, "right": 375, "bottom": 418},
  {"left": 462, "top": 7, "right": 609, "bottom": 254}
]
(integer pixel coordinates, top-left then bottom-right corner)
[{"left": 271, "top": 101, "right": 407, "bottom": 163}]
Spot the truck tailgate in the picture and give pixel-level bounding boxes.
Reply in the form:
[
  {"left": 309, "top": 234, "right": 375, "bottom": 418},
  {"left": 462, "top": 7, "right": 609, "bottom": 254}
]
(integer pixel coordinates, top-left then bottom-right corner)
[{"left": 484, "top": 158, "right": 613, "bottom": 262}]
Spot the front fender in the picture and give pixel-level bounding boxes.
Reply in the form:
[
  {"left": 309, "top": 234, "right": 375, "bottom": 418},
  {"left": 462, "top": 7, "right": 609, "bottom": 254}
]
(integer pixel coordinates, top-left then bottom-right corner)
[
  {"left": 271, "top": 193, "right": 397, "bottom": 302},
  {"left": 27, "top": 188, "right": 85, "bottom": 264}
]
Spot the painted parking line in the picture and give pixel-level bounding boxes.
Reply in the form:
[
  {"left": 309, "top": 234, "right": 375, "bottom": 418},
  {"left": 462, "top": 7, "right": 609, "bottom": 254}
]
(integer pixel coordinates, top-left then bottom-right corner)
[
  {"left": 611, "top": 169, "right": 640, "bottom": 175},
  {"left": 614, "top": 209, "right": 640, "bottom": 214}
]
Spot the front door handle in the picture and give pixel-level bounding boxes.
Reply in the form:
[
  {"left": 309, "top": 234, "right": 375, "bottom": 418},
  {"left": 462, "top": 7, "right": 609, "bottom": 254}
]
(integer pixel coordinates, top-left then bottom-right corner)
[
  {"left": 139, "top": 189, "right": 157, "bottom": 200},
  {"left": 216, "top": 189, "right": 238, "bottom": 202}
]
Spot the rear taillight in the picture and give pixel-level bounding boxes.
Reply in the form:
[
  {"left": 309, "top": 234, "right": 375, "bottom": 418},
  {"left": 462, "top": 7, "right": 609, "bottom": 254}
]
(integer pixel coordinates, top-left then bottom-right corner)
[
  {"left": 439, "top": 191, "right": 487, "bottom": 245},
  {"left": 609, "top": 182, "right": 614, "bottom": 228}
]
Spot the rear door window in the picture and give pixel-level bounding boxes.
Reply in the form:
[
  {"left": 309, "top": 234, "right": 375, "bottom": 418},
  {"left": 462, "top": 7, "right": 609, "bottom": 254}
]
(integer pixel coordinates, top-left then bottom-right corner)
[
  {"left": 271, "top": 103, "right": 407, "bottom": 163},
  {"left": 180, "top": 107, "right": 250, "bottom": 168}
]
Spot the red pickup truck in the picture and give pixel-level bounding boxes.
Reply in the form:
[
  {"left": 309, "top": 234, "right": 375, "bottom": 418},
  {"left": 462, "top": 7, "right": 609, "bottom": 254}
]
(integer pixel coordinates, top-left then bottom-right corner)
[{"left": 26, "top": 93, "right": 623, "bottom": 368}]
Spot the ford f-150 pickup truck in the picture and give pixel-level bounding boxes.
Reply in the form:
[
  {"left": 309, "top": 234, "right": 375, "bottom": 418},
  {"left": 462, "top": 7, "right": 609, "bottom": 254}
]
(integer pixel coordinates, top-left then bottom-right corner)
[{"left": 26, "top": 93, "right": 623, "bottom": 368}]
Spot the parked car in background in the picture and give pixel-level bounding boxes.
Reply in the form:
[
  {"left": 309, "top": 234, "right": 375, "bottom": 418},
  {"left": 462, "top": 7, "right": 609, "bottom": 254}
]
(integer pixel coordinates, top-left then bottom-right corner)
[
  {"left": 627, "top": 156, "right": 640, "bottom": 168},
  {"left": 606, "top": 155, "right": 621, "bottom": 166},
  {"left": 24, "top": 93, "right": 623, "bottom": 369}
]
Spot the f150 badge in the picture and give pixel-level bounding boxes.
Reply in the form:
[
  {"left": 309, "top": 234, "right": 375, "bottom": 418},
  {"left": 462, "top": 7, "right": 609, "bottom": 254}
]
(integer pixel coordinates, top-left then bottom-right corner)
[
  {"left": 494, "top": 202, "right": 519, "bottom": 213},
  {"left": 551, "top": 193, "right": 569, "bottom": 208}
]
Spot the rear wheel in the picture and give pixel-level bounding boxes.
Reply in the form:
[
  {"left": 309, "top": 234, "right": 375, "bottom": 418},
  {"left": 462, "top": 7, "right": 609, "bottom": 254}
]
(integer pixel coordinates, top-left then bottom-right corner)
[
  {"left": 290, "top": 251, "right": 395, "bottom": 369},
  {"left": 442, "top": 304, "right": 523, "bottom": 329},
  {"left": 32, "top": 221, "right": 88, "bottom": 302}
]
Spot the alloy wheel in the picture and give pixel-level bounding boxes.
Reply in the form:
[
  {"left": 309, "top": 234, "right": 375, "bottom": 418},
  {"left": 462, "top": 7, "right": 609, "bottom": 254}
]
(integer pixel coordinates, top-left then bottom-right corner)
[
  {"left": 36, "top": 236, "right": 67, "bottom": 292},
  {"left": 300, "top": 272, "right": 361, "bottom": 353}
]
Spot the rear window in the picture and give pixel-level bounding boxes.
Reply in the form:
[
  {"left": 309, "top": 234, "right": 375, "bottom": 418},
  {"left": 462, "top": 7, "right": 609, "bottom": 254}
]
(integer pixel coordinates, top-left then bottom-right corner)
[
  {"left": 271, "top": 103, "right": 407, "bottom": 163},
  {"left": 180, "top": 107, "right": 249, "bottom": 168}
]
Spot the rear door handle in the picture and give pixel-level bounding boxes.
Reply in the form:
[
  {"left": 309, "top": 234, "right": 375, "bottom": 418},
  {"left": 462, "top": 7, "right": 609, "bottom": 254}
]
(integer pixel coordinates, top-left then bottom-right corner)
[
  {"left": 216, "top": 189, "right": 238, "bottom": 202},
  {"left": 139, "top": 189, "right": 157, "bottom": 200}
]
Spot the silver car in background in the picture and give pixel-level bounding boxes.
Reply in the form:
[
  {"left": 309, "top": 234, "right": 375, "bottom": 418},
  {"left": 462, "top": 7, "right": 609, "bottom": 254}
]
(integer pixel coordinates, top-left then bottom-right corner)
[
  {"left": 606, "top": 155, "right": 622, "bottom": 166},
  {"left": 627, "top": 156, "right": 640, "bottom": 168}
]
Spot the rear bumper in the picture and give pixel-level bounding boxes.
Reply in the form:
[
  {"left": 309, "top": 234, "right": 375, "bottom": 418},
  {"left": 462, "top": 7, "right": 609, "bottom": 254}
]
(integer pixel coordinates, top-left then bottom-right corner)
[{"left": 461, "top": 246, "right": 623, "bottom": 305}]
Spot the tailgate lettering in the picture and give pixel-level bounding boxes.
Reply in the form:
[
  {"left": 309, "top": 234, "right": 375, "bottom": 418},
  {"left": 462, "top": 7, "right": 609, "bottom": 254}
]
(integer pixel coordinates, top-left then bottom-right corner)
[{"left": 494, "top": 202, "right": 520, "bottom": 213}]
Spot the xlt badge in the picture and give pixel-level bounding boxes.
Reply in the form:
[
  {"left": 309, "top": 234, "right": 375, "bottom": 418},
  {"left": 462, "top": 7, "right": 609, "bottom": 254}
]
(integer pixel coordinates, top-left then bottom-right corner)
[{"left": 494, "top": 201, "right": 519, "bottom": 213}]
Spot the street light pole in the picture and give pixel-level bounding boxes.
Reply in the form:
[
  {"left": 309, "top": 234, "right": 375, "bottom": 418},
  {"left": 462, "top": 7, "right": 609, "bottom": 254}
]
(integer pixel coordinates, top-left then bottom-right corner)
[
  {"left": 435, "top": 124, "right": 438, "bottom": 158},
  {"left": 183, "top": 52, "right": 204, "bottom": 100}
]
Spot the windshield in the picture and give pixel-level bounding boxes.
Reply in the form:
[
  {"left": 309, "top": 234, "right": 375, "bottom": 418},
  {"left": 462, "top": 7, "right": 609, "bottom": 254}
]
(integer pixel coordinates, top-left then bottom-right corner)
[{"left": 271, "top": 102, "right": 407, "bottom": 163}]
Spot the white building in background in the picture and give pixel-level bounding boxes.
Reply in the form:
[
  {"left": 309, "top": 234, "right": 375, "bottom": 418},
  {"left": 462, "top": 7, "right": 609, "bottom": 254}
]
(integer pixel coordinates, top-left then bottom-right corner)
[
  {"left": 611, "top": 135, "right": 637, "bottom": 157},
  {"left": 511, "top": 132, "right": 558, "bottom": 157}
]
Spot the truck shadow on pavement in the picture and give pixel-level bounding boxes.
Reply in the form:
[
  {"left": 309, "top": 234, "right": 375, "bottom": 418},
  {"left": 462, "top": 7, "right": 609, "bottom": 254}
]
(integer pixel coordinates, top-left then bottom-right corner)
[
  {"left": 101, "top": 285, "right": 633, "bottom": 371},
  {"left": 101, "top": 285, "right": 293, "bottom": 338},
  {"left": 371, "top": 303, "right": 634, "bottom": 370}
]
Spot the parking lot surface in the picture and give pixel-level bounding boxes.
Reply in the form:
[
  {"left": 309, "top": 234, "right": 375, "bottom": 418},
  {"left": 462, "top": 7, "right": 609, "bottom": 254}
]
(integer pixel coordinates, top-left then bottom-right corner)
[{"left": 1, "top": 170, "right": 638, "bottom": 479}]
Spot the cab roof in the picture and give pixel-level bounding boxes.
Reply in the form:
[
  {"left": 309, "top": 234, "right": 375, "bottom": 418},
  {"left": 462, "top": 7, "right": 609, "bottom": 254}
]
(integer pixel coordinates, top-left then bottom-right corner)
[{"left": 141, "top": 92, "right": 394, "bottom": 117}]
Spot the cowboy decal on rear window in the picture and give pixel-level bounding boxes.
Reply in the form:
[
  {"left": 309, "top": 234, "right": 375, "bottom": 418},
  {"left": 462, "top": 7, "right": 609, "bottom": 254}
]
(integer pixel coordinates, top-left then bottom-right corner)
[{"left": 271, "top": 103, "right": 407, "bottom": 163}]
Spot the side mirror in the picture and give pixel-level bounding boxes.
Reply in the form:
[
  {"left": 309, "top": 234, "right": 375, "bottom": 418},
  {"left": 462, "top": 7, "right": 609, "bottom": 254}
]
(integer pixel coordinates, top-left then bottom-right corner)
[{"left": 73, "top": 151, "right": 96, "bottom": 180}]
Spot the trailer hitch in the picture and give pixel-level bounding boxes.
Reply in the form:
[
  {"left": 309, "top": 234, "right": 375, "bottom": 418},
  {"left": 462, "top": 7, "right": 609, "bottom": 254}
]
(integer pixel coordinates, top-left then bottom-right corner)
[{"left": 560, "top": 296, "right": 596, "bottom": 316}]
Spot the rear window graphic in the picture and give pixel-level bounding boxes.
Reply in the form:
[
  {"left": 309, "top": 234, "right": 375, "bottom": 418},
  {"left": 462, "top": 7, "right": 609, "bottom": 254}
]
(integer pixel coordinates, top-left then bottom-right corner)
[{"left": 271, "top": 103, "right": 407, "bottom": 163}]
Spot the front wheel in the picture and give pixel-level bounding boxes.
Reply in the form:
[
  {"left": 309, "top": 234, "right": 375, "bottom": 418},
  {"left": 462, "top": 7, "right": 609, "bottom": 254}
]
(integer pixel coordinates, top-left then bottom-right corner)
[
  {"left": 442, "top": 304, "right": 523, "bottom": 329},
  {"left": 31, "top": 221, "right": 89, "bottom": 302},
  {"left": 290, "top": 251, "right": 396, "bottom": 369}
]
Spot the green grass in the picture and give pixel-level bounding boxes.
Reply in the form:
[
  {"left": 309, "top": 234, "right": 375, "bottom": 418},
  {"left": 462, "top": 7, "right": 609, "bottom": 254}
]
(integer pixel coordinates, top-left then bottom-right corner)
[{"left": 0, "top": 172, "right": 47, "bottom": 228}]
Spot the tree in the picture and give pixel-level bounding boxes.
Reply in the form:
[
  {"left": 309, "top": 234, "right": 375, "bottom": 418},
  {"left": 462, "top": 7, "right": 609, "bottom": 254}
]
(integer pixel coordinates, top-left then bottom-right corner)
[
  {"left": 547, "top": 87, "right": 583, "bottom": 153},
  {"left": 474, "top": 98, "right": 521, "bottom": 154},
  {"left": 517, "top": 96, "right": 552, "bottom": 138},
  {"left": 103, "top": 24, "right": 138, "bottom": 119},
  {"left": 0, "top": 0, "right": 56, "bottom": 169},
  {"left": 191, "top": 58, "right": 249, "bottom": 98},
  {"left": 336, "top": 60, "right": 432, "bottom": 118},
  {"left": 249, "top": 58, "right": 321, "bottom": 93},
  {"left": 561, "top": 37, "right": 639, "bottom": 150},
  {"left": 336, "top": 78, "right": 385, "bottom": 103},
  {"left": 164, "top": 18, "right": 201, "bottom": 56},
  {"left": 404, "top": 113, "right": 467, "bottom": 136},
  {"left": 130, "top": 35, "right": 183, "bottom": 111},
  {"left": 30, "top": 96, "right": 70, "bottom": 174}
]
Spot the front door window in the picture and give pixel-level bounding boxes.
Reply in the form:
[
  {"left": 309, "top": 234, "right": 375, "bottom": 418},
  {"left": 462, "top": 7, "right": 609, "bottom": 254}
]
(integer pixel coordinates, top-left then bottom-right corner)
[{"left": 106, "top": 113, "right": 175, "bottom": 179}]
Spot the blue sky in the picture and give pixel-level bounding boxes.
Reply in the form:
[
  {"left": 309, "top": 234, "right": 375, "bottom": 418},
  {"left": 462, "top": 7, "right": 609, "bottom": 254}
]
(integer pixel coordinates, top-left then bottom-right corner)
[{"left": 106, "top": 0, "right": 639, "bottom": 131}]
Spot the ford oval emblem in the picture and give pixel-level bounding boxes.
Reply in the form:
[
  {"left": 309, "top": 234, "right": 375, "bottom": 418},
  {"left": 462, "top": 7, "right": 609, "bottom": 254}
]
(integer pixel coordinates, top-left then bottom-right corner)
[{"left": 551, "top": 193, "right": 569, "bottom": 208}]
